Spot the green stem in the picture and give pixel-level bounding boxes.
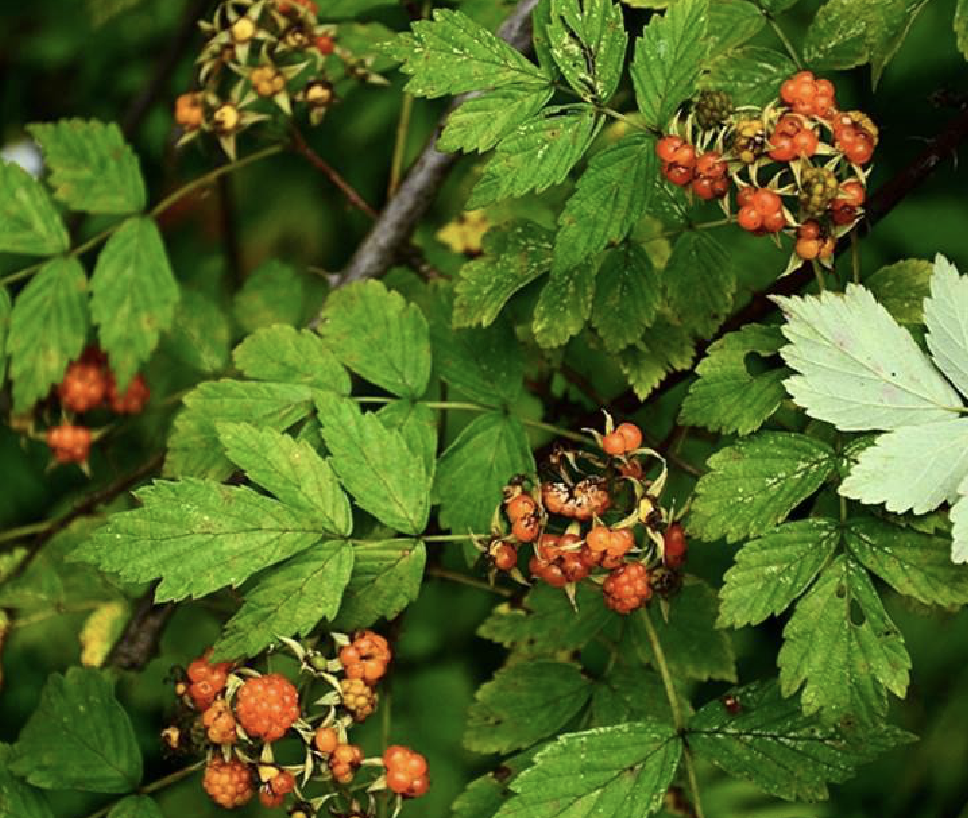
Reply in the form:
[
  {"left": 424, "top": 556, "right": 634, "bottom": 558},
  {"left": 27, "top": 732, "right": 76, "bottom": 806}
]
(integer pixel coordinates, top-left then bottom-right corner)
[
  {"left": 812, "top": 259, "right": 826, "bottom": 292},
  {"left": 84, "top": 762, "right": 204, "bottom": 818},
  {"left": 766, "top": 15, "right": 803, "bottom": 69},
  {"left": 388, "top": 93, "right": 415, "bottom": 199},
  {"left": 0, "top": 520, "right": 54, "bottom": 544},
  {"left": 425, "top": 566, "right": 515, "bottom": 597},
  {"left": 652, "top": 218, "right": 734, "bottom": 242},
  {"left": 682, "top": 752, "right": 706, "bottom": 818},
  {"left": 850, "top": 231, "right": 861, "bottom": 285}
]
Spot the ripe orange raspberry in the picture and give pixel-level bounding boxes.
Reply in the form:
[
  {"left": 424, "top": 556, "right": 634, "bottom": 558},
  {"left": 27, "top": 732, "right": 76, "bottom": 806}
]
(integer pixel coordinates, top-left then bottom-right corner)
[
  {"left": 186, "top": 649, "right": 233, "bottom": 711},
  {"left": 383, "top": 745, "right": 429, "bottom": 798},
  {"left": 46, "top": 423, "right": 92, "bottom": 464},
  {"left": 329, "top": 743, "right": 363, "bottom": 784},
  {"left": 107, "top": 373, "right": 150, "bottom": 414},
  {"left": 259, "top": 769, "right": 296, "bottom": 808},
  {"left": 236, "top": 673, "right": 300, "bottom": 742},
  {"left": 341, "top": 678, "right": 377, "bottom": 722},
  {"left": 58, "top": 362, "right": 107, "bottom": 412},
  {"left": 314, "top": 726, "right": 340, "bottom": 754},
  {"left": 340, "top": 630, "right": 391, "bottom": 685},
  {"left": 202, "top": 699, "right": 237, "bottom": 744},
  {"left": 663, "top": 522, "right": 688, "bottom": 569},
  {"left": 603, "top": 562, "right": 652, "bottom": 614},
  {"left": 203, "top": 758, "right": 253, "bottom": 808}
]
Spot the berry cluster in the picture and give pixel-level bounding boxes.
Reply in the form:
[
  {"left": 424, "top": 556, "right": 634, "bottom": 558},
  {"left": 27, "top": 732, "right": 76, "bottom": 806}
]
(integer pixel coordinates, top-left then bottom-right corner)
[
  {"left": 482, "top": 416, "right": 689, "bottom": 615},
  {"left": 43, "top": 346, "right": 150, "bottom": 465},
  {"left": 169, "top": 635, "right": 428, "bottom": 813},
  {"left": 176, "top": 0, "right": 385, "bottom": 158},
  {"left": 658, "top": 73, "right": 876, "bottom": 271}
]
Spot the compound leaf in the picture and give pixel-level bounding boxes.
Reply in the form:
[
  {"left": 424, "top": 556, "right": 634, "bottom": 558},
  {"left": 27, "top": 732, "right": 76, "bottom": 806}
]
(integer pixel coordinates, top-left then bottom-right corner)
[
  {"left": 689, "top": 432, "right": 837, "bottom": 543},
  {"left": 699, "top": 46, "right": 796, "bottom": 107},
  {"left": 376, "top": 399, "right": 437, "bottom": 480},
  {"left": 438, "top": 86, "right": 554, "bottom": 154},
  {"left": 590, "top": 243, "right": 661, "bottom": 353},
  {"left": 28, "top": 120, "right": 145, "bottom": 214},
  {"left": 663, "top": 231, "right": 735, "bottom": 338},
  {"left": 233, "top": 259, "right": 306, "bottom": 332},
  {"left": 705, "top": 0, "right": 765, "bottom": 59},
  {"left": 547, "top": 0, "right": 628, "bottom": 102},
  {"left": 924, "top": 254, "right": 968, "bottom": 399},
  {"left": 107, "top": 796, "right": 163, "bottom": 818},
  {"left": 0, "top": 764, "right": 54, "bottom": 818},
  {"left": 233, "top": 325, "right": 350, "bottom": 394},
  {"left": 618, "top": 317, "right": 697, "bottom": 399},
  {"left": 533, "top": 257, "right": 598, "bottom": 349},
  {"left": 0, "top": 160, "right": 69, "bottom": 255},
  {"left": 865, "top": 258, "right": 933, "bottom": 325},
  {"left": 332, "top": 540, "right": 426, "bottom": 629}
]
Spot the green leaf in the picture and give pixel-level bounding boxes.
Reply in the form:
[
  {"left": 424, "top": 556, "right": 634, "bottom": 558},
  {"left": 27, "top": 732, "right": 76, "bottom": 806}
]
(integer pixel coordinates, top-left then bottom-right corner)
[
  {"left": 438, "top": 86, "right": 554, "bottom": 154},
  {"left": 73, "top": 479, "right": 325, "bottom": 601},
  {"left": 951, "top": 483, "right": 968, "bottom": 563},
  {"left": 466, "top": 661, "right": 591, "bottom": 754},
  {"left": 106, "top": 796, "right": 163, "bottom": 818},
  {"left": 494, "top": 721, "right": 682, "bottom": 818},
  {"left": 317, "top": 280, "right": 431, "bottom": 398},
  {"left": 332, "top": 539, "right": 426, "bottom": 629},
  {"left": 11, "top": 668, "right": 141, "bottom": 793},
  {"left": 552, "top": 133, "right": 659, "bottom": 274},
  {"left": 478, "top": 583, "right": 613, "bottom": 652},
  {"left": 453, "top": 749, "right": 539, "bottom": 818},
  {"left": 533, "top": 257, "right": 598, "bottom": 348},
  {"left": 165, "top": 380, "right": 314, "bottom": 480},
  {"left": 775, "top": 285, "right": 963, "bottom": 432},
  {"left": 705, "top": 0, "right": 765, "bottom": 59},
  {"left": 688, "top": 679, "right": 915, "bottom": 802},
  {"left": 839, "top": 418, "right": 968, "bottom": 514},
  {"left": 319, "top": 0, "right": 397, "bottom": 18},
  {"left": 467, "top": 106, "right": 602, "bottom": 208},
  {"left": 454, "top": 221, "right": 553, "bottom": 329},
  {"left": 233, "top": 259, "right": 306, "bottom": 333},
  {"left": 0, "top": 761, "right": 55, "bottom": 818},
  {"left": 0, "top": 160, "right": 69, "bottom": 255},
  {"left": 0, "top": 287, "right": 10, "bottom": 385},
  {"left": 689, "top": 432, "right": 837, "bottom": 543},
  {"left": 377, "top": 400, "right": 437, "bottom": 480},
  {"left": 90, "top": 217, "right": 179, "bottom": 388},
  {"left": 699, "top": 46, "right": 796, "bottom": 107},
  {"left": 679, "top": 324, "right": 788, "bottom": 435},
  {"left": 925, "top": 255, "right": 968, "bottom": 399},
  {"left": 214, "top": 541, "right": 354, "bottom": 660},
  {"left": 663, "top": 231, "right": 735, "bottom": 338},
  {"left": 844, "top": 516, "right": 968, "bottom": 606},
  {"left": 397, "top": 9, "right": 549, "bottom": 97},
  {"left": 718, "top": 519, "right": 841, "bottom": 628},
  {"left": 547, "top": 0, "right": 628, "bottom": 102},
  {"left": 162, "top": 288, "right": 231, "bottom": 374},
  {"left": 218, "top": 423, "right": 352, "bottom": 535},
  {"left": 590, "top": 243, "right": 661, "bottom": 353},
  {"left": 28, "top": 120, "right": 146, "bottom": 214},
  {"left": 233, "top": 325, "right": 351, "bottom": 394},
  {"left": 618, "top": 317, "right": 696, "bottom": 398},
  {"left": 957, "top": 0, "right": 968, "bottom": 59},
  {"left": 8, "top": 256, "right": 88, "bottom": 412},
  {"left": 779, "top": 555, "right": 911, "bottom": 725},
  {"left": 590, "top": 664, "right": 682, "bottom": 727},
  {"left": 316, "top": 394, "right": 432, "bottom": 535},
  {"left": 631, "top": 582, "right": 736, "bottom": 682},
  {"left": 631, "top": 0, "right": 709, "bottom": 128},
  {"left": 865, "top": 259, "right": 933, "bottom": 325},
  {"left": 435, "top": 412, "right": 535, "bottom": 537}
]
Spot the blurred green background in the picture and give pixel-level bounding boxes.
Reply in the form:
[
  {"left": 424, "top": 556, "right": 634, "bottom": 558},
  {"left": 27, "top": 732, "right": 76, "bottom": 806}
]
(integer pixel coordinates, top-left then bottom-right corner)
[{"left": 1, "top": 0, "right": 968, "bottom": 817}]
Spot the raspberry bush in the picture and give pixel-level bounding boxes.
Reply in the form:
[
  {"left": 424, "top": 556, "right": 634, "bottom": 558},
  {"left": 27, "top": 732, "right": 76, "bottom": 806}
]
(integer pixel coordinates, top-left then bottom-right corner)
[{"left": 1, "top": 1, "right": 968, "bottom": 817}]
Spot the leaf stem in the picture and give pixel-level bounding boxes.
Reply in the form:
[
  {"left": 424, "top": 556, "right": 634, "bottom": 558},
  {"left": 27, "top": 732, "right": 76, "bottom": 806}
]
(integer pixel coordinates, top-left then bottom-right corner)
[
  {"left": 0, "top": 520, "right": 54, "bottom": 543},
  {"left": 425, "top": 566, "right": 515, "bottom": 597},
  {"left": 83, "top": 761, "right": 205, "bottom": 818},
  {"left": 811, "top": 259, "right": 826, "bottom": 292},
  {"left": 850, "top": 231, "right": 861, "bottom": 285},
  {"left": 765, "top": 15, "right": 803, "bottom": 70},
  {"left": 388, "top": 92, "right": 416, "bottom": 198}
]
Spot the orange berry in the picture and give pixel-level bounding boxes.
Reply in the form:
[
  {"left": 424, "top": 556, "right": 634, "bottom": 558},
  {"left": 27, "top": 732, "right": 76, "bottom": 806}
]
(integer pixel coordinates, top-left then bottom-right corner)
[
  {"left": 507, "top": 494, "right": 537, "bottom": 522},
  {"left": 615, "top": 422, "right": 642, "bottom": 451},
  {"left": 314, "top": 726, "right": 339, "bottom": 754},
  {"left": 587, "top": 526, "right": 612, "bottom": 552},
  {"left": 602, "top": 432, "right": 626, "bottom": 456}
]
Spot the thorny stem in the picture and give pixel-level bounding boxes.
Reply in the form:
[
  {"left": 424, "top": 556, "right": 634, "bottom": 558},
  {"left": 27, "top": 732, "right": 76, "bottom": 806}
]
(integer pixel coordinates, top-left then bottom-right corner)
[{"left": 84, "top": 761, "right": 205, "bottom": 818}]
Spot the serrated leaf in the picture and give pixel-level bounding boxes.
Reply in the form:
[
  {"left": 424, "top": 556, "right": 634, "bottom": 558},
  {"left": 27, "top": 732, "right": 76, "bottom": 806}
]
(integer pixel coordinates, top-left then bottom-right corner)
[
  {"left": 217, "top": 423, "right": 352, "bottom": 535},
  {"left": 316, "top": 394, "right": 431, "bottom": 535},
  {"left": 0, "top": 287, "right": 10, "bottom": 385},
  {"left": 317, "top": 280, "right": 431, "bottom": 398},
  {"left": 618, "top": 317, "right": 696, "bottom": 398},
  {"left": 162, "top": 288, "right": 231, "bottom": 374},
  {"left": 775, "top": 285, "right": 963, "bottom": 432},
  {"left": 718, "top": 519, "right": 841, "bottom": 628},
  {"left": 377, "top": 400, "right": 437, "bottom": 480},
  {"left": 533, "top": 257, "right": 597, "bottom": 348},
  {"left": 11, "top": 668, "right": 141, "bottom": 792},
  {"left": 8, "top": 256, "right": 88, "bottom": 412},
  {"left": 924, "top": 255, "right": 968, "bottom": 399},
  {"left": 699, "top": 46, "right": 796, "bottom": 107},
  {"left": 0, "top": 765, "right": 54, "bottom": 818},
  {"left": 589, "top": 665, "right": 681, "bottom": 727},
  {"left": 398, "top": 9, "right": 549, "bottom": 97},
  {"left": 950, "top": 479, "right": 968, "bottom": 563},
  {"left": 91, "top": 217, "right": 179, "bottom": 388},
  {"left": 552, "top": 133, "right": 659, "bottom": 274},
  {"left": 435, "top": 412, "right": 535, "bottom": 537},
  {"left": 494, "top": 721, "right": 682, "bottom": 818},
  {"left": 165, "top": 380, "right": 315, "bottom": 480},
  {"left": 73, "top": 479, "right": 325, "bottom": 601},
  {"left": 233, "top": 260, "right": 306, "bottom": 333},
  {"left": 865, "top": 259, "right": 933, "bottom": 325},
  {"left": 689, "top": 432, "right": 837, "bottom": 543},
  {"left": 478, "top": 583, "right": 613, "bottom": 652},
  {"left": 547, "top": 0, "right": 628, "bottom": 102},
  {"left": 590, "top": 243, "right": 661, "bottom": 353},
  {"left": 844, "top": 516, "right": 968, "bottom": 607},
  {"left": 779, "top": 555, "right": 911, "bottom": 725},
  {"left": 663, "top": 231, "right": 735, "bottom": 338},
  {"left": 957, "top": 0, "right": 968, "bottom": 59},
  {"left": 0, "top": 160, "right": 69, "bottom": 255},
  {"left": 467, "top": 106, "right": 601, "bottom": 208},
  {"left": 233, "top": 325, "right": 350, "bottom": 394},
  {"left": 839, "top": 418, "right": 968, "bottom": 514},
  {"left": 688, "top": 679, "right": 915, "bottom": 802},
  {"left": 705, "top": 0, "right": 765, "bottom": 59},
  {"left": 452, "top": 749, "right": 539, "bottom": 818},
  {"left": 631, "top": 0, "right": 709, "bottom": 128},
  {"left": 332, "top": 539, "right": 426, "bottom": 629},
  {"left": 454, "top": 221, "right": 553, "bottom": 329},
  {"left": 438, "top": 86, "right": 554, "bottom": 154},
  {"left": 215, "top": 541, "right": 354, "bottom": 660},
  {"left": 631, "top": 582, "right": 736, "bottom": 681},
  {"left": 466, "top": 661, "right": 591, "bottom": 754},
  {"left": 106, "top": 796, "right": 163, "bottom": 818},
  {"left": 679, "top": 324, "right": 788, "bottom": 435},
  {"left": 28, "top": 120, "right": 145, "bottom": 214}
]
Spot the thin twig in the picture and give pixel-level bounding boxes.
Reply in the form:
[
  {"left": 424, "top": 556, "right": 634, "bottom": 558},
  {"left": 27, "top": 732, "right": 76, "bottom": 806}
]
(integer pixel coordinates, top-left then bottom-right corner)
[
  {"left": 107, "top": 584, "right": 175, "bottom": 670},
  {"left": 290, "top": 126, "right": 378, "bottom": 218}
]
